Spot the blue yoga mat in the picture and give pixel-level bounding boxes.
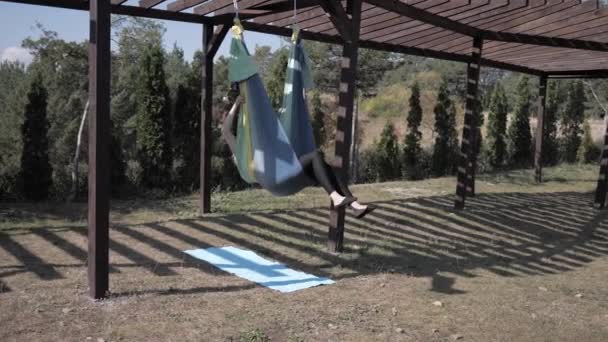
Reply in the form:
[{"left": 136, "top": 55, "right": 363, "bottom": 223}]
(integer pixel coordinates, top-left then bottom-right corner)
[{"left": 184, "top": 246, "right": 334, "bottom": 293}]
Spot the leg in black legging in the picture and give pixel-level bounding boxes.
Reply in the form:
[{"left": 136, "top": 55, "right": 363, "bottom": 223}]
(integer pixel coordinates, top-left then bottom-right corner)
[{"left": 299, "top": 151, "right": 353, "bottom": 198}]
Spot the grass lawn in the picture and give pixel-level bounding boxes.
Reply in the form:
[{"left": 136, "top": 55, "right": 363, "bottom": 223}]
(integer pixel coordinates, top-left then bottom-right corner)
[{"left": 1, "top": 164, "right": 607, "bottom": 341}]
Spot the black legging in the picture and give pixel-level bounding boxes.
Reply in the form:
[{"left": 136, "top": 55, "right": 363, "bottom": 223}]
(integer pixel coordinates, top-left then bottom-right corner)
[{"left": 299, "top": 151, "right": 354, "bottom": 198}]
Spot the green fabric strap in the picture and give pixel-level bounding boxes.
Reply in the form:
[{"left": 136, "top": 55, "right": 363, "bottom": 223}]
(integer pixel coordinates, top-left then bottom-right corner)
[{"left": 228, "top": 35, "right": 258, "bottom": 83}]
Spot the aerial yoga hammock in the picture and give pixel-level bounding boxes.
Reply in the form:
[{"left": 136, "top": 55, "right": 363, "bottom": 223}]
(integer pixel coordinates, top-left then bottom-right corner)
[{"left": 222, "top": 19, "right": 376, "bottom": 219}]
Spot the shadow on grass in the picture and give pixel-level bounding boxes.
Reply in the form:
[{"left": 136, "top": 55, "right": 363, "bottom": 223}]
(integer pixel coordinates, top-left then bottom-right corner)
[{"left": 1, "top": 191, "right": 607, "bottom": 296}]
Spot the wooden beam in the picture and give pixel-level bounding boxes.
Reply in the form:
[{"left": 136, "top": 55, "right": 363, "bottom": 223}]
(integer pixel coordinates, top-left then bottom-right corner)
[
  {"left": 0, "top": 0, "right": 210, "bottom": 23},
  {"left": 208, "top": 24, "right": 229, "bottom": 57},
  {"left": 455, "top": 35, "right": 483, "bottom": 210},
  {"left": 88, "top": 0, "right": 111, "bottom": 300},
  {"left": 594, "top": 115, "right": 608, "bottom": 209},
  {"left": 328, "top": 0, "right": 361, "bottom": 253},
  {"left": 534, "top": 74, "right": 547, "bottom": 183},
  {"left": 200, "top": 23, "right": 214, "bottom": 214},
  {"left": 209, "top": 0, "right": 322, "bottom": 25},
  {"left": 240, "top": 20, "right": 543, "bottom": 76},
  {"left": 319, "top": 0, "right": 353, "bottom": 43}
]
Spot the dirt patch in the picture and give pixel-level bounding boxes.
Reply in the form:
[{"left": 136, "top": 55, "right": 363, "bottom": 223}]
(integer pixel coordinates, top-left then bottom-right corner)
[{"left": 2, "top": 167, "right": 608, "bottom": 341}]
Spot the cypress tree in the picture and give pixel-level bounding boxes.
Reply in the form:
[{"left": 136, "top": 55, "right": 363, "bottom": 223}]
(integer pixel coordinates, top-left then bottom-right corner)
[
  {"left": 560, "top": 80, "right": 586, "bottom": 163},
  {"left": 471, "top": 93, "right": 485, "bottom": 168},
  {"left": 266, "top": 49, "right": 288, "bottom": 111},
  {"left": 136, "top": 44, "right": 173, "bottom": 189},
  {"left": 19, "top": 73, "right": 53, "bottom": 200},
  {"left": 373, "top": 122, "right": 401, "bottom": 181},
  {"left": 403, "top": 82, "right": 423, "bottom": 179},
  {"left": 507, "top": 75, "right": 533, "bottom": 167},
  {"left": 110, "top": 119, "right": 127, "bottom": 195},
  {"left": 486, "top": 83, "right": 508, "bottom": 167},
  {"left": 310, "top": 90, "right": 326, "bottom": 148},
  {"left": 577, "top": 120, "right": 600, "bottom": 164},
  {"left": 172, "top": 83, "right": 199, "bottom": 191},
  {"left": 432, "top": 81, "right": 458, "bottom": 176},
  {"left": 542, "top": 80, "right": 561, "bottom": 166}
]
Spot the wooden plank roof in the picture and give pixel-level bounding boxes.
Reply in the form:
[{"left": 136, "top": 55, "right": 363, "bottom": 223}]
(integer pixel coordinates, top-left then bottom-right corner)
[{"left": 4, "top": 0, "right": 608, "bottom": 76}]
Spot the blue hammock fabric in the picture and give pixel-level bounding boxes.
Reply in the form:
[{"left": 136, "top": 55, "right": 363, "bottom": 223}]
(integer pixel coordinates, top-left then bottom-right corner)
[
  {"left": 228, "top": 27, "right": 317, "bottom": 196},
  {"left": 278, "top": 37, "right": 317, "bottom": 158}
]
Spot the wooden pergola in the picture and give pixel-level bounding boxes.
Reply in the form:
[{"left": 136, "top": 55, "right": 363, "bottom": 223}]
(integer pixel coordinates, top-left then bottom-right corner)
[{"left": 4, "top": 0, "right": 608, "bottom": 299}]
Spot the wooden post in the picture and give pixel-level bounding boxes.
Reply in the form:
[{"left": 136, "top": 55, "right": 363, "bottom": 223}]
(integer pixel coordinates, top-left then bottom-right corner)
[
  {"left": 454, "top": 36, "right": 483, "bottom": 210},
  {"left": 594, "top": 115, "right": 608, "bottom": 208},
  {"left": 200, "top": 24, "right": 213, "bottom": 214},
  {"left": 88, "top": 0, "right": 111, "bottom": 299},
  {"left": 534, "top": 75, "right": 547, "bottom": 183},
  {"left": 328, "top": 0, "right": 361, "bottom": 253}
]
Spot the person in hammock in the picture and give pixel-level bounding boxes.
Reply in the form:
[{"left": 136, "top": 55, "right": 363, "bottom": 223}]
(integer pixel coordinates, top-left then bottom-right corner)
[{"left": 221, "top": 95, "right": 376, "bottom": 219}]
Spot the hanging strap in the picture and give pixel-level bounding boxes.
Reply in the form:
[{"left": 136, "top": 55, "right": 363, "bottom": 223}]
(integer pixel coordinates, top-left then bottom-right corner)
[
  {"left": 232, "top": 0, "right": 239, "bottom": 18},
  {"left": 291, "top": 0, "right": 300, "bottom": 42}
]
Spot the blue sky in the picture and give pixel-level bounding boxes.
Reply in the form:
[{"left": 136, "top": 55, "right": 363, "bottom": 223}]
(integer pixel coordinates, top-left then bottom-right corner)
[{"left": 0, "top": 2, "right": 283, "bottom": 64}]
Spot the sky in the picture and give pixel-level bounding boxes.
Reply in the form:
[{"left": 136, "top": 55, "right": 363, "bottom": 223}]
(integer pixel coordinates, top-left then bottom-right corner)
[{"left": 0, "top": 2, "right": 283, "bottom": 65}]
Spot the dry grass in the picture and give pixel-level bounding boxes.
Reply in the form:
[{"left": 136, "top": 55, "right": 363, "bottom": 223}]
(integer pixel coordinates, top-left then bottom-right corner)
[{"left": 1, "top": 165, "right": 608, "bottom": 341}]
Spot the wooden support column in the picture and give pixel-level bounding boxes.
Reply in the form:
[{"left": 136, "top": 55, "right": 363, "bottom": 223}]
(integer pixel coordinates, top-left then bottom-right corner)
[
  {"left": 328, "top": 0, "right": 361, "bottom": 253},
  {"left": 594, "top": 115, "right": 608, "bottom": 208},
  {"left": 88, "top": 0, "right": 111, "bottom": 299},
  {"left": 454, "top": 36, "right": 483, "bottom": 210},
  {"left": 200, "top": 24, "right": 214, "bottom": 214},
  {"left": 534, "top": 75, "right": 547, "bottom": 183},
  {"left": 199, "top": 24, "right": 228, "bottom": 215}
]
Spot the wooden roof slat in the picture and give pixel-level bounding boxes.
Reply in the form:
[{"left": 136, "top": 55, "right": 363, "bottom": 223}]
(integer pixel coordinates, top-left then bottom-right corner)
[
  {"left": 484, "top": 27, "right": 608, "bottom": 59},
  {"left": 468, "top": 12, "right": 608, "bottom": 58},
  {"left": 359, "top": 0, "right": 495, "bottom": 42},
  {"left": 167, "top": 0, "right": 209, "bottom": 12},
  {"left": 386, "top": 0, "right": 529, "bottom": 47},
  {"left": 302, "top": 3, "right": 381, "bottom": 33},
  {"left": 445, "top": 0, "right": 597, "bottom": 54},
  {"left": 359, "top": 0, "right": 473, "bottom": 41},
  {"left": 410, "top": 0, "right": 572, "bottom": 51},
  {"left": 4, "top": 0, "right": 608, "bottom": 74},
  {"left": 367, "top": 1, "right": 502, "bottom": 47},
  {"left": 139, "top": 0, "right": 166, "bottom": 9}
]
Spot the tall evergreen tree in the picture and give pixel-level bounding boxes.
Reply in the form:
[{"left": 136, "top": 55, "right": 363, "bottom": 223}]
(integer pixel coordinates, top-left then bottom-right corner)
[
  {"left": 136, "top": 44, "right": 173, "bottom": 189},
  {"left": 172, "top": 83, "right": 199, "bottom": 190},
  {"left": 577, "top": 120, "right": 600, "bottom": 164},
  {"left": 403, "top": 82, "right": 423, "bottom": 179},
  {"left": 372, "top": 122, "right": 401, "bottom": 181},
  {"left": 110, "top": 120, "right": 127, "bottom": 195},
  {"left": 310, "top": 90, "right": 326, "bottom": 148},
  {"left": 164, "top": 43, "right": 189, "bottom": 101},
  {"left": 432, "top": 81, "right": 458, "bottom": 176},
  {"left": 471, "top": 93, "right": 485, "bottom": 169},
  {"left": 507, "top": 75, "right": 533, "bottom": 166},
  {"left": 542, "top": 80, "right": 561, "bottom": 166},
  {"left": 486, "top": 83, "right": 508, "bottom": 167},
  {"left": 560, "top": 80, "right": 586, "bottom": 163},
  {"left": 266, "top": 49, "right": 289, "bottom": 111},
  {"left": 19, "top": 73, "right": 53, "bottom": 200}
]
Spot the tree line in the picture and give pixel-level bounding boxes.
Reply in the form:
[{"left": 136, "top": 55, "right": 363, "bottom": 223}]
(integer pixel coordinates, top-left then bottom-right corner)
[
  {"left": 0, "top": 18, "right": 394, "bottom": 201},
  {"left": 0, "top": 18, "right": 603, "bottom": 201},
  {"left": 361, "top": 75, "right": 600, "bottom": 183}
]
